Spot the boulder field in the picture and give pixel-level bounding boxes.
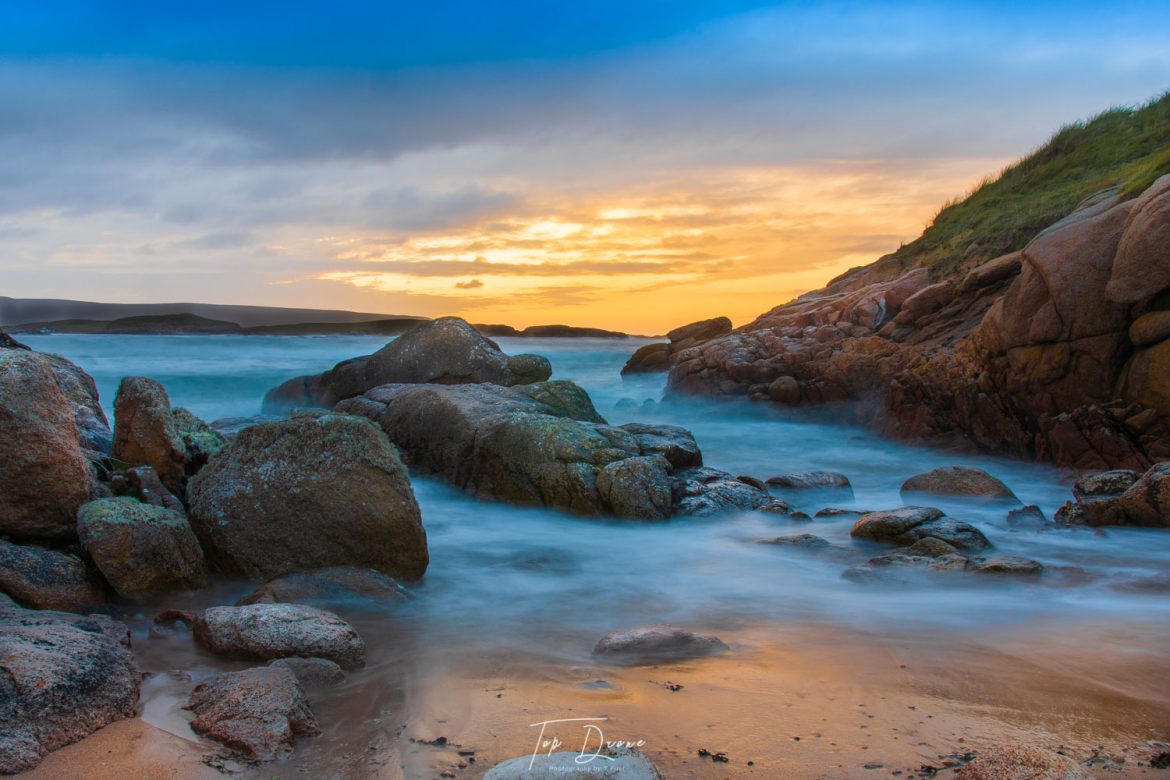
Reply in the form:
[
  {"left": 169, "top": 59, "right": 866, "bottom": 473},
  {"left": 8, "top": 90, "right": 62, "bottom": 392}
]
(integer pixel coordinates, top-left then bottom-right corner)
[{"left": 643, "top": 175, "right": 1170, "bottom": 471}]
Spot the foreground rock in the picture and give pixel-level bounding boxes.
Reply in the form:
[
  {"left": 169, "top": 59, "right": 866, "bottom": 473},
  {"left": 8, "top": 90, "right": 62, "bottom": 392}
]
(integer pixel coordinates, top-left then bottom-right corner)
[
  {"left": 592, "top": 625, "right": 728, "bottom": 664},
  {"left": 1056, "top": 461, "right": 1170, "bottom": 527},
  {"left": 901, "top": 466, "right": 1018, "bottom": 501},
  {"left": 671, "top": 467, "right": 780, "bottom": 516},
  {"left": 112, "top": 376, "right": 188, "bottom": 493},
  {"left": 187, "top": 665, "right": 319, "bottom": 761},
  {"left": 0, "top": 349, "right": 92, "bottom": 542},
  {"left": 77, "top": 497, "right": 208, "bottom": 598},
  {"left": 956, "top": 744, "right": 1092, "bottom": 779},
  {"left": 238, "top": 566, "right": 411, "bottom": 608},
  {"left": 850, "top": 506, "right": 991, "bottom": 551},
  {"left": 338, "top": 381, "right": 732, "bottom": 519},
  {"left": 170, "top": 603, "right": 367, "bottom": 669},
  {"left": 0, "top": 539, "right": 106, "bottom": 612},
  {"left": 262, "top": 317, "right": 552, "bottom": 412},
  {"left": 0, "top": 603, "right": 139, "bottom": 774},
  {"left": 188, "top": 412, "right": 427, "bottom": 581},
  {"left": 484, "top": 749, "right": 664, "bottom": 780},
  {"left": 845, "top": 552, "right": 1042, "bottom": 581}
]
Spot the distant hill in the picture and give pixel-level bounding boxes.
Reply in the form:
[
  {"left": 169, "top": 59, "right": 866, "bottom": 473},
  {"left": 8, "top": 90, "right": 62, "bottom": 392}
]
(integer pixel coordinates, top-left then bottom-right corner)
[
  {"left": 473, "top": 323, "right": 630, "bottom": 339},
  {"left": 0, "top": 297, "right": 418, "bottom": 328}
]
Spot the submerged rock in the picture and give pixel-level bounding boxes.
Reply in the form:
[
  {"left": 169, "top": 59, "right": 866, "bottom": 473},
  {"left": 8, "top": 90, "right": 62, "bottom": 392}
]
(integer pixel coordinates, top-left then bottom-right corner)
[
  {"left": 765, "top": 470, "right": 852, "bottom": 492},
  {"left": 966, "top": 556, "right": 1045, "bottom": 576},
  {"left": 670, "top": 467, "right": 776, "bottom": 516},
  {"left": 112, "top": 376, "right": 188, "bottom": 493},
  {"left": 0, "top": 539, "right": 106, "bottom": 612},
  {"left": 1006, "top": 504, "right": 1049, "bottom": 528},
  {"left": 0, "top": 350, "right": 92, "bottom": 543},
  {"left": 0, "top": 603, "right": 139, "bottom": 774},
  {"left": 850, "top": 506, "right": 991, "bottom": 551},
  {"left": 900, "top": 466, "right": 1018, "bottom": 501},
  {"left": 187, "top": 665, "right": 320, "bottom": 762},
  {"left": 237, "top": 566, "right": 411, "bottom": 608},
  {"left": 755, "top": 533, "right": 831, "bottom": 548},
  {"left": 262, "top": 316, "right": 551, "bottom": 412},
  {"left": 267, "top": 657, "right": 345, "bottom": 690},
  {"left": 178, "top": 603, "right": 367, "bottom": 669},
  {"left": 187, "top": 412, "right": 427, "bottom": 582},
  {"left": 592, "top": 625, "right": 728, "bottom": 664},
  {"left": 484, "top": 749, "right": 665, "bottom": 780},
  {"left": 77, "top": 497, "right": 208, "bottom": 598}
]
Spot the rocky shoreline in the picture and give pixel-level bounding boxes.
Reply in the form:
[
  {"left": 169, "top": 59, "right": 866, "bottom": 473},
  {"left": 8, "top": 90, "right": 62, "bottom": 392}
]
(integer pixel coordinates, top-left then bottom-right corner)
[
  {"left": 2, "top": 314, "right": 1169, "bottom": 775},
  {"left": 625, "top": 175, "right": 1170, "bottom": 473}
]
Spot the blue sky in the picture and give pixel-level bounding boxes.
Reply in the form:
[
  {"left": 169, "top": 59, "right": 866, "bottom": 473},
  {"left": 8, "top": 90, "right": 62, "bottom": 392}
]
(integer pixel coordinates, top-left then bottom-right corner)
[{"left": 1, "top": 1, "right": 1168, "bottom": 330}]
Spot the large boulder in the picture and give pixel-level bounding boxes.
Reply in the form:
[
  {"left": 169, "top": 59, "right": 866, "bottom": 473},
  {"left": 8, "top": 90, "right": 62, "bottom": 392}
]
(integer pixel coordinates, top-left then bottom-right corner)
[
  {"left": 261, "top": 317, "right": 552, "bottom": 412},
  {"left": 77, "top": 497, "right": 208, "bottom": 598},
  {"left": 175, "top": 603, "right": 367, "bottom": 669},
  {"left": 187, "top": 665, "right": 319, "bottom": 761},
  {"left": 900, "top": 466, "right": 1018, "bottom": 501},
  {"left": 0, "top": 539, "right": 106, "bottom": 612},
  {"left": 40, "top": 352, "right": 112, "bottom": 456},
  {"left": 112, "top": 376, "right": 188, "bottom": 493},
  {"left": 1113, "top": 461, "right": 1170, "bottom": 527},
  {"left": 337, "top": 383, "right": 705, "bottom": 518},
  {"left": 0, "top": 603, "right": 139, "bottom": 774},
  {"left": 1058, "top": 461, "right": 1170, "bottom": 527},
  {"left": 850, "top": 506, "right": 991, "bottom": 551},
  {"left": 0, "top": 350, "right": 92, "bottom": 542},
  {"left": 187, "top": 412, "right": 427, "bottom": 581},
  {"left": 1106, "top": 174, "right": 1170, "bottom": 303}
]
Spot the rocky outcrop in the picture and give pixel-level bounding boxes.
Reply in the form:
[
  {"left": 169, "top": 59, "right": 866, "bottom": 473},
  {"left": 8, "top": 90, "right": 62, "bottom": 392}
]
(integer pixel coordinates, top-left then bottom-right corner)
[
  {"left": 0, "top": 539, "right": 106, "bottom": 612},
  {"left": 112, "top": 376, "right": 188, "bottom": 493},
  {"left": 0, "top": 603, "right": 139, "bottom": 774},
  {"left": 77, "top": 497, "right": 208, "bottom": 598},
  {"left": 0, "top": 350, "right": 92, "bottom": 542},
  {"left": 261, "top": 317, "right": 552, "bottom": 412},
  {"left": 592, "top": 625, "right": 729, "bottom": 663},
  {"left": 187, "top": 665, "right": 319, "bottom": 761},
  {"left": 650, "top": 175, "right": 1170, "bottom": 471},
  {"left": 621, "top": 316, "right": 731, "bottom": 375},
  {"left": 170, "top": 603, "right": 367, "bottom": 669},
  {"left": 900, "top": 466, "right": 1018, "bottom": 501},
  {"left": 338, "top": 382, "right": 716, "bottom": 519},
  {"left": 1057, "top": 461, "right": 1170, "bottom": 527},
  {"left": 187, "top": 412, "right": 427, "bottom": 582},
  {"left": 0, "top": 327, "right": 28, "bottom": 350}
]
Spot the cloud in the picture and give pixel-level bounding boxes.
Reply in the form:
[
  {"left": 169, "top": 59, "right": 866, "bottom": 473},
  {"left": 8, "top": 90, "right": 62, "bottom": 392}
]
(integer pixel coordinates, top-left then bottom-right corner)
[{"left": 454, "top": 278, "right": 483, "bottom": 289}]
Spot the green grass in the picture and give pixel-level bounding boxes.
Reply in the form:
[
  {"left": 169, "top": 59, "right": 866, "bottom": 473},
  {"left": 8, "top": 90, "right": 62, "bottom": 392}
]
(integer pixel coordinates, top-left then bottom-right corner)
[{"left": 895, "top": 91, "right": 1170, "bottom": 274}]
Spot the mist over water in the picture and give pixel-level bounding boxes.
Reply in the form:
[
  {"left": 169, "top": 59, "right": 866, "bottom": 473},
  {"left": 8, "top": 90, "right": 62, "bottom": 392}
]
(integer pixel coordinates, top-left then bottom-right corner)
[{"left": 24, "top": 333, "right": 1170, "bottom": 660}]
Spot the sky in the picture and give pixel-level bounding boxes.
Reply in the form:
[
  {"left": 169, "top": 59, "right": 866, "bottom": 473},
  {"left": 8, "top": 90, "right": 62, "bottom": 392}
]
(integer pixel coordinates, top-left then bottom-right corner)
[{"left": 1, "top": 2, "right": 1169, "bottom": 333}]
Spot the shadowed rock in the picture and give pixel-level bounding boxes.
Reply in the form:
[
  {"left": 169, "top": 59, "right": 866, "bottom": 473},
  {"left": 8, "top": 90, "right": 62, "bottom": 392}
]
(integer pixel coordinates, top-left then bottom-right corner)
[
  {"left": 670, "top": 467, "right": 775, "bottom": 516},
  {"left": 77, "top": 497, "right": 207, "bottom": 598},
  {"left": 261, "top": 316, "right": 552, "bottom": 412},
  {"left": 237, "top": 566, "right": 412, "bottom": 609},
  {"left": 0, "top": 539, "right": 106, "bottom": 612},
  {"left": 755, "top": 533, "right": 831, "bottom": 548},
  {"left": 0, "top": 603, "right": 139, "bottom": 774},
  {"left": 0, "top": 350, "right": 92, "bottom": 542},
  {"left": 267, "top": 657, "right": 345, "bottom": 690},
  {"left": 766, "top": 470, "right": 853, "bottom": 492},
  {"left": 593, "top": 625, "right": 728, "bottom": 664},
  {"left": 1057, "top": 461, "right": 1170, "bottom": 527},
  {"left": 187, "top": 412, "right": 427, "bottom": 582},
  {"left": 187, "top": 665, "right": 320, "bottom": 761},
  {"left": 621, "top": 316, "right": 731, "bottom": 375}
]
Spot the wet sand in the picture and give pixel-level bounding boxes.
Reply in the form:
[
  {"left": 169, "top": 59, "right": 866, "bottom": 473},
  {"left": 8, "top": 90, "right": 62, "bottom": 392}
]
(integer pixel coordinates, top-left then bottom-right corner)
[{"left": 23, "top": 618, "right": 1170, "bottom": 779}]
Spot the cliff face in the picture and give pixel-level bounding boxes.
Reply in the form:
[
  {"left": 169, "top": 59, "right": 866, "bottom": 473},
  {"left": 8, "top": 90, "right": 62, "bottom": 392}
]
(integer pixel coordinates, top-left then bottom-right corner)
[{"left": 663, "top": 174, "right": 1170, "bottom": 471}]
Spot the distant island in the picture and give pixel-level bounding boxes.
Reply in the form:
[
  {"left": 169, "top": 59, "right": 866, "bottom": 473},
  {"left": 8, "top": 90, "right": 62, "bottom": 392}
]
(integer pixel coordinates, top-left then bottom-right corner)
[{"left": 0, "top": 297, "right": 640, "bottom": 339}]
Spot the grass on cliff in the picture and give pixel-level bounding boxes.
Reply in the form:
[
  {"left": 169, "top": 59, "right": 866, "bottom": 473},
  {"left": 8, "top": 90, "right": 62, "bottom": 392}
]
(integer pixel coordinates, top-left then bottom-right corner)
[{"left": 896, "top": 91, "right": 1170, "bottom": 273}]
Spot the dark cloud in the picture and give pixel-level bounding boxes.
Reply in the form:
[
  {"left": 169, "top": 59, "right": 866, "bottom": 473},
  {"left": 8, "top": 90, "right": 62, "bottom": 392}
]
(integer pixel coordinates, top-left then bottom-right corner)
[{"left": 454, "top": 278, "right": 483, "bottom": 289}]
